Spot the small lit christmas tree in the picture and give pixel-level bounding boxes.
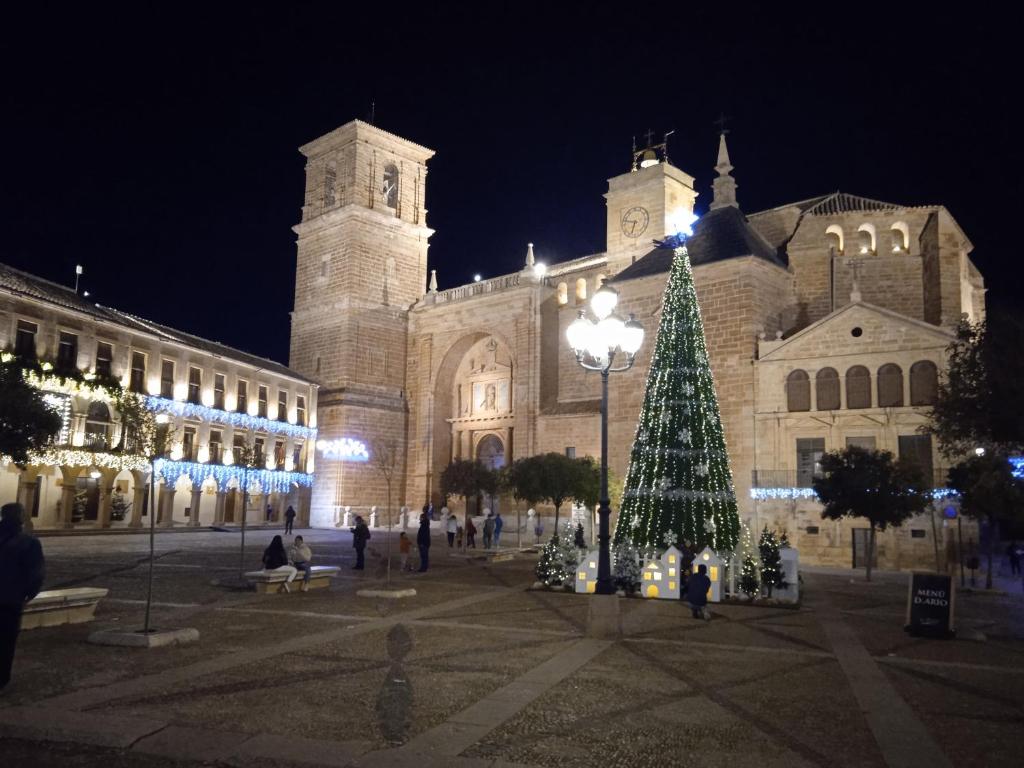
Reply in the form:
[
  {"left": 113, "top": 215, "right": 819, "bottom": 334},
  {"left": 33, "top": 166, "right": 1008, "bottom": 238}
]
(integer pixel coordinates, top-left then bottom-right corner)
[
  {"left": 613, "top": 234, "right": 741, "bottom": 553},
  {"left": 612, "top": 540, "right": 642, "bottom": 593},
  {"left": 536, "top": 534, "right": 566, "bottom": 587},
  {"left": 739, "top": 553, "right": 760, "bottom": 598},
  {"left": 758, "top": 526, "right": 785, "bottom": 597}
]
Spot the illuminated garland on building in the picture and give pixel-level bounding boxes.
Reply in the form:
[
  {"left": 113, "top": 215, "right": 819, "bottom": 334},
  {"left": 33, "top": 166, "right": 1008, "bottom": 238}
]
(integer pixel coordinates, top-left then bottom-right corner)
[
  {"left": 145, "top": 396, "right": 317, "bottom": 440},
  {"left": 613, "top": 242, "right": 741, "bottom": 553},
  {"left": 153, "top": 459, "right": 314, "bottom": 494},
  {"left": 21, "top": 449, "right": 150, "bottom": 473},
  {"left": 749, "top": 487, "right": 959, "bottom": 501},
  {"left": 24, "top": 370, "right": 120, "bottom": 403}
]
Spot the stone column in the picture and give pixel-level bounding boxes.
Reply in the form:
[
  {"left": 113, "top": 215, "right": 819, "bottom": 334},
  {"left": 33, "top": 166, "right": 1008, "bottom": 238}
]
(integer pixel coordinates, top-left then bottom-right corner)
[
  {"left": 298, "top": 490, "right": 311, "bottom": 528},
  {"left": 16, "top": 469, "right": 39, "bottom": 533},
  {"left": 129, "top": 470, "right": 148, "bottom": 529},
  {"left": 214, "top": 491, "right": 227, "bottom": 524},
  {"left": 251, "top": 493, "right": 266, "bottom": 524},
  {"left": 96, "top": 468, "right": 119, "bottom": 528},
  {"left": 58, "top": 467, "right": 79, "bottom": 528},
  {"left": 189, "top": 487, "right": 203, "bottom": 527},
  {"left": 158, "top": 482, "right": 175, "bottom": 527}
]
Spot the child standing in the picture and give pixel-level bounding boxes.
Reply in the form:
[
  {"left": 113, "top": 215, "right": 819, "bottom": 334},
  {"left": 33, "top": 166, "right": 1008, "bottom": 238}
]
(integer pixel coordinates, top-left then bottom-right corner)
[{"left": 399, "top": 531, "right": 412, "bottom": 571}]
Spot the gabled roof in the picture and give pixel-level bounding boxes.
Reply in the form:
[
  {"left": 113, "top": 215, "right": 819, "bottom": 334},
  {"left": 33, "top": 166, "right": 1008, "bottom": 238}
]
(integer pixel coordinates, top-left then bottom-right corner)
[
  {"left": 0, "top": 261, "right": 312, "bottom": 383},
  {"left": 613, "top": 205, "right": 784, "bottom": 282},
  {"left": 750, "top": 191, "right": 936, "bottom": 219}
]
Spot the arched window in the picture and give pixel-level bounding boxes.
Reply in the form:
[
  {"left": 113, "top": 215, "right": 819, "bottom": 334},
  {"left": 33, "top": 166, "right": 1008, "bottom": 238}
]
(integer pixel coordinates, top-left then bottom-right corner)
[
  {"left": 846, "top": 366, "right": 871, "bottom": 409},
  {"left": 877, "top": 363, "right": 904, "bottom": 407},
  {"left": 323, "top": 163, "right": 336, "bottom": 208},
  {"left": 816, "top": 368, "right": 840, "bottom": 410},
  {"left": 382, "top": 164, "right": 399, "bottom": 209},
  {"left": 825, "top": 224, "right": 844, "bottom": 253},
  {"left": 890, "top": 221, "right": 910, "bottom": 253},
  {"left": 84, "top": 401, "right": 112, "bottom": 449},
  {"left": 910, "top": 360, "right": 938, "bottom": 405},
  {"left": 856, "top": 223, "right": 876, "bottom": 254},
  {"left": 556, "top": 282, "right": 568, "bottom": 305},
  {"left": 575, "top": 278, "right": 587, "bottom": 304},
  {"left": 595, "top": 273, "right": 607, "bottom": 293},
  {"left": 786, "top": 370, "right": 810, "bottom": 412}
]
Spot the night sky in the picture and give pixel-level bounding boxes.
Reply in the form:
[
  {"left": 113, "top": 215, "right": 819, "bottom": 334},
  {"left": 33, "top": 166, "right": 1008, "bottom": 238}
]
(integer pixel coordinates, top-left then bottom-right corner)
[{"left": 2, "top": 5, "right": 1019, "bottom": 364}]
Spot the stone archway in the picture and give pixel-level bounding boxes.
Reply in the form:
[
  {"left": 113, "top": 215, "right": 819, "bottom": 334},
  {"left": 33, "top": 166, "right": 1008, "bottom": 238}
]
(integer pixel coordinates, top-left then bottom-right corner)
[{"left": 476, "top": 434, "right": 505, "bottom": 470}]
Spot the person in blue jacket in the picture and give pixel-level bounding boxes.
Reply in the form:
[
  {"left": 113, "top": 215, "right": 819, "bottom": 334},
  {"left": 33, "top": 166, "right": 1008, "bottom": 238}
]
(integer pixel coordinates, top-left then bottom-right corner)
[
  {"left": 0, "top": 503, "right": 45, "bottom": 690},
  {"left": 685, "top": 563, "right": 712, "bottom": 621}
]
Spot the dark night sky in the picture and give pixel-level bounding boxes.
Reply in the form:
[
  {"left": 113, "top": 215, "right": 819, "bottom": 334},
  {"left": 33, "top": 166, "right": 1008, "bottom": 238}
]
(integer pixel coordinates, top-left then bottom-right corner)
[{"left": 1, "top": 4, "right": 1019, "bottom": 364}]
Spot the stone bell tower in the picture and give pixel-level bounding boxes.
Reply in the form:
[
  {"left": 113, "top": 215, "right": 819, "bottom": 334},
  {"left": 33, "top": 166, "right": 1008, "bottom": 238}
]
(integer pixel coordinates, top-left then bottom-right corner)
[
  {"left": 604, "top": 131, "right": 698, "bottom": 275},
  {"left": 289, "top": 120, "right": 434, "bottom": 525}
]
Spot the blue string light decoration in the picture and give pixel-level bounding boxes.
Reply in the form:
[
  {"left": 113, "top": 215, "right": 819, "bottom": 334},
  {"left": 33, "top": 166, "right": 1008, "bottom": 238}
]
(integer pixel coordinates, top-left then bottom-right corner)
[
  {"left": 153, "top": 459, "right": 313, "bottom": 495},
  {"left": 145, "top": 396, "right": 317, "bottom": 440}
]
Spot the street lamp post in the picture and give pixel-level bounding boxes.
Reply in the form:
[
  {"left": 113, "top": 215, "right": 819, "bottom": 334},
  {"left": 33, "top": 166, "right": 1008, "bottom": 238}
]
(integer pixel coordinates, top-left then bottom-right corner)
[{"left": 567, "top": 281, "right": 644, "bottom": 595}]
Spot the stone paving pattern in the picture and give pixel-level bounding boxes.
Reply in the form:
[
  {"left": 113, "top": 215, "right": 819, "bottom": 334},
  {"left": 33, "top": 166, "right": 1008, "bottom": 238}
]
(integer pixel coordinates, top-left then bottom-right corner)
[{"left": 1, "top": 528, "right": 1023, "bottom": 767}]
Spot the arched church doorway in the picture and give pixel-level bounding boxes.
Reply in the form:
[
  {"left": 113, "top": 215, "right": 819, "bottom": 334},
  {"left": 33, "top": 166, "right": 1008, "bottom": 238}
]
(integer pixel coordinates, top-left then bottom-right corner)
[{"left": 475, "top": 434, "right": 505, "bottom": 516}]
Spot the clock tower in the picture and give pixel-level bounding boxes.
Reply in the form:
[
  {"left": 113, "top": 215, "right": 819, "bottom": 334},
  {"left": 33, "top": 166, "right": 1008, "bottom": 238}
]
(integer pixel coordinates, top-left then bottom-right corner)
[
  {"left": 289, "top": 120, "right": 434, "bottom": 525},
  {"left": 604, "top": 136, "right": 697, "bottom": 275}
]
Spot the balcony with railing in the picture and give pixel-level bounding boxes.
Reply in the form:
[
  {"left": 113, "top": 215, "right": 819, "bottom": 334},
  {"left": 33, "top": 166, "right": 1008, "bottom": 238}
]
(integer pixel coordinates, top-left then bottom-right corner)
[{"left": 431, "top": 272, "right": 524, "bottom": 305}]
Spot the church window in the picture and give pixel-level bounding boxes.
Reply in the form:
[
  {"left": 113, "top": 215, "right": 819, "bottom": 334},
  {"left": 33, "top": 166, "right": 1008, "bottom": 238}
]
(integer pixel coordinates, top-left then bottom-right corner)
[
  {"left": 796, "top": 437, "right": 825, "bottom": 487},
  {"left": 815, "top": 367, "right": 840, "bottom": 411},
  {"left": 324, "top": 165, "right": 336, "bottom": 208},
  {"left": 891, "top": 222, "right": 910, "bottom": 253},
  {"left": 825, "top": 224, "right": 844, "bottom": 254},
  {"left": 557, "top": 282, "right": 568, "bottom": 305},
  {"left": 382, "top": 164, "right": 399, "bottom": 209},
  {"left": 845, "top": 365, "right": 871, "bottom": 409},
  {"left": 856, "top": 223, "right": 876, "bottom": 254},
  {"left": 898, "top": 434, "right": 934, "bottom": 484},
  {"left": 877, "top": 363, "right": 904, "bottom": 407},
  {"left": 575, "top": 278, "right": 588, "bottom": 304},
  {"left": 910, "top": 360, "right": 938, "bottom": 406},
  {"left": 786, "top": 369, "right": 810, "bottom": 412}
]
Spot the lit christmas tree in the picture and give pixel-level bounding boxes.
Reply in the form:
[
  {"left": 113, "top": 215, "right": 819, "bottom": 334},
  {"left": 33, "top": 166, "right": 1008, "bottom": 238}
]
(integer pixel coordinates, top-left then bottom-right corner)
[
  {"left": 613, "top": 235, "right": 740, "bottom": 553},
  {"left": 758, "top": 526, "right": 784, "bottom": 597}
]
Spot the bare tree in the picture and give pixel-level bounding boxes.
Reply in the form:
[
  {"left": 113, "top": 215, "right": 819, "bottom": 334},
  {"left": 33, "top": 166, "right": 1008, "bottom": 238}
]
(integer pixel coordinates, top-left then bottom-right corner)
[{"left": 371, "top": 438, "right": 399, "bottom": 585}]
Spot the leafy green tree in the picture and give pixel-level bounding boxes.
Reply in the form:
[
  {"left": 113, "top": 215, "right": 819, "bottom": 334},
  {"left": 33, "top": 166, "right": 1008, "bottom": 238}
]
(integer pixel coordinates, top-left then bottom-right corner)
[
  {"left": 0, "top": 360, "right": 62, "bottom": 467},
  {"left": 532, "top": 452, "right": 599, "bottom": 530},
  {"left": 441, "top": 459, "right": 499, "bottom": 522},
  {"left": 504, "top": 456, "right": 546, "bottom": 508},
  {"left": 947, "top": 452, "right": 1024, "bottom": 589},
  {"left": 813, "top": 447, "right": 929, "bottom": 581},
  {"left": 927, "top": 316, "right": 1024, "bottom": 458}
]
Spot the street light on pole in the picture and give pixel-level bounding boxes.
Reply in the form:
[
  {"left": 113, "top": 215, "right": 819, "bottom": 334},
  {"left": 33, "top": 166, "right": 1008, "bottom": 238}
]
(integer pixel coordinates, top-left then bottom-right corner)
[{"left": 567, "top": 280, "right": 644, "bottom": 595}]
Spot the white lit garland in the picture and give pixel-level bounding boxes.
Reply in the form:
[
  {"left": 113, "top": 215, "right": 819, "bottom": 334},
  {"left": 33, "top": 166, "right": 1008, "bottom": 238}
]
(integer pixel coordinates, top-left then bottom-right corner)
[
  {"left": 145, "top": 396, "right": 317, "bottom": 440},
  {"left": 153, "top": 459, "right": 313, "bottom": 494},
  {"left": 20, "top": 449, "right": 150, "bottom": 473}
]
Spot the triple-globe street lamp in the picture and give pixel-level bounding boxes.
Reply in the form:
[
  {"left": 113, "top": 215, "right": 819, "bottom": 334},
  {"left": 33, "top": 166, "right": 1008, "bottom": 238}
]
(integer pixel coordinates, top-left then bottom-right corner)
[{"left": 566, "top": 281, "right": 644, "bottom": 594}]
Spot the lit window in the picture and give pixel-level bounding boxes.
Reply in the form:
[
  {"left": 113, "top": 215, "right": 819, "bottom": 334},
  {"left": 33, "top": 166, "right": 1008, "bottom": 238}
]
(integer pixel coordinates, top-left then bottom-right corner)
[
  {"left": 668, "top": 555, "right": 676, "bottom": 564},
  {"left": 669, "top": 581, "right": 676, "bottom": 590},
  {"left": 654, "top": 572, "right": 662, "bottom": 581},
  {"left": 578, "top": 571, "right": 587, "bottom": 580},
  {"left": 668, "top": 567, "right": 676, "bottom": 576},
  {"left": 643, "top": 572, "right": 652, "bottom": 581}
]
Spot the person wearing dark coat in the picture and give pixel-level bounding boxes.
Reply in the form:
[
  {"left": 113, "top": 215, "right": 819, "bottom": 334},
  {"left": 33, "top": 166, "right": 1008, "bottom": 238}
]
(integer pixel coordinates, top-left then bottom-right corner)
[
  {"left": 417, "top": 513, "right": 431, "bottom": 572},
  {"left": 261, "top": 535, "right": 297, "bottom": 591},
  {"left": 0, "top": 503, "right": 45, "bottom": 690},
  {"left": 284, "top": 505, "right": 296, "bottom": 535},
  {"left": 685, "top": 563, "right": 712, "bottom": 621},
  {"left": 351, "top": 516, "right": 371, "bottom": 570}
]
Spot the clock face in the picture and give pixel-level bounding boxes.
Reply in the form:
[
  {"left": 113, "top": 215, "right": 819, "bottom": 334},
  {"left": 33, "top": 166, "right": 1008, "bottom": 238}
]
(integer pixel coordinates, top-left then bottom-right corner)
[{"left": 621, "top": 206, "right": 650, "bottom": 238}]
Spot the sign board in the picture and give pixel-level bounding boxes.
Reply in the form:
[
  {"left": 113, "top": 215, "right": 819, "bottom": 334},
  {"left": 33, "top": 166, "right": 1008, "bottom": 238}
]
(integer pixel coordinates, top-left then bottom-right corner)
[{"left": 905, "top": 572, "right": 955, "bottom": 638}]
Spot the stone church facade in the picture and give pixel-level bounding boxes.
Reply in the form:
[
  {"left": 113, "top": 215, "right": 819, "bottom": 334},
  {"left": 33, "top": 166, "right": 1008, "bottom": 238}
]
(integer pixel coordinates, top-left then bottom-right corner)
[{"left": 290, "top": 119, "right": 985, "bottom": 569}]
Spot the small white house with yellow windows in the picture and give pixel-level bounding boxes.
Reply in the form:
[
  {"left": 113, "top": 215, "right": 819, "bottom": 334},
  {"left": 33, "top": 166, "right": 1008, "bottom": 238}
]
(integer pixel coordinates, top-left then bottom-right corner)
[
  {"left": 641, "top": 545, "right": 683, "bottom": 600},
  {"left": 575, "top": 549, "right": 600, "bottom": 593}
]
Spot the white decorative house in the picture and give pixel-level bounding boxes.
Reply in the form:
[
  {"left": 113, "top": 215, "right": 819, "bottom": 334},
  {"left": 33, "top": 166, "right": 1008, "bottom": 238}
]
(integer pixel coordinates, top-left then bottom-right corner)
[
  {"left": 693, "top": 547, "right": 725, "bottom": 603},
  {"left": 575, "top": 549, "right": 599, "bottom": 594},
  {"left": 641, "top": 548, "right": 682, "bottom": 600}
]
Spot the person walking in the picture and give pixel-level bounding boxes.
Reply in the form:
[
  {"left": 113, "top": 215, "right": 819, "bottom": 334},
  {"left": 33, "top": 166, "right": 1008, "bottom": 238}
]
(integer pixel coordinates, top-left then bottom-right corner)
[
  {"left": 266, "top": 504, "right": 274, "bottom": 523},
  {"left": 446, "top": 513, "right": 457, "bottom": 548},
  {"left": 284, "top": 505, "right": 296, "bottom": 535},
  {"left": 466, "top": 517, "right": 477, "bottom": 548},
  {"left": 261, "top": 535, "right": 298, "bottom": 592},
  {"left": 685, "top": 563, "right": 712, "bottom": 621},
  {"left": 399, "top": 531, "right": 412, "bottom": 571},
  {"left": 494, "top": 512, "right": 504, "bottom": 548},
  {"left": 351, "top": 515, "right": 370, "bottom": 570},
  {"left": 483, "top": 512, "right": 495, "bottom": 550},
  {"left": 417, "top": 512, "right": 431, "bottom": 572},
  {"left": 1007, "top": 540, "right": 1022, "bottom": 577},
  {"left": 0, "top": 503, "right": 45, "bottom": 690},
  {"left": 288, "top": 535, "right": 313, "bottom": 591}
]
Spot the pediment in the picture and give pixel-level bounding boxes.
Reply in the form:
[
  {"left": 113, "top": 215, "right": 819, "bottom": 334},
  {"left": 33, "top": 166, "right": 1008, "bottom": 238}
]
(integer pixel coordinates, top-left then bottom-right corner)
[{"left": 759, "top": 302, "right": 955, "bottom": 361}]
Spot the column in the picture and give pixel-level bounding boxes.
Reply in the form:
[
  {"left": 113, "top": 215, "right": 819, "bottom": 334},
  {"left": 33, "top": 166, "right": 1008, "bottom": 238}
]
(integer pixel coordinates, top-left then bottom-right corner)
[
  {"left": 96, "top": 469, "right": 118, "bottom": 529},
  {"left": 214, "top": 491, "right": 227, "bottom": 524},
  {"left": 58, "top": 467, "right": 78, "bottom": 528},
  {"left": 16, "top": 469, "right": 39, "bottom": 533},
  {"left": 158, "top": 482, "right": 175, "bottom": 527},
  {"left": 298, "top": 489, "right": 311, "bottom": 528},
  {"left": 189, "top": 487, "right": 203, "bottom": 527},
  {"left": 251, "top": 493, "right": 265, "bottom": 524},
  {"left": 130, "top": 481, "right": 147, "bottom": 529}
]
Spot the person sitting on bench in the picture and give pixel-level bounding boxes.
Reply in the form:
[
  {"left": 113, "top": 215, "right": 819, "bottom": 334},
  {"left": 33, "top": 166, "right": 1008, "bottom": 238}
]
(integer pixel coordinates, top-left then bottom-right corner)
[
  {"left": 262, "top": 535, "right": 297, "bottom": 592},
  {"left": 288, "top": 536, "right": 314, "bottom": 592}
]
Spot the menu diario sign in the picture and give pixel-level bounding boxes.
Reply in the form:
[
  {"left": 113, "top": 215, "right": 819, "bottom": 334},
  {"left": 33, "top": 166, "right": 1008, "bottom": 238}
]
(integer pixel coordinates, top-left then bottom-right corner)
[{"left": 905, "top": 572, "right": 955, "bottom": 638}]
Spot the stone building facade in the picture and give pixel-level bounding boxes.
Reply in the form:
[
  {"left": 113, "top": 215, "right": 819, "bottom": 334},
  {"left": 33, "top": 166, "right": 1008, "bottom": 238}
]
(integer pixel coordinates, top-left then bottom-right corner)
[
  {"left": 0, "top": 264, "right": 317, "bottom": 530},
  {"left": 292, "top": 120, "right": 984, "bottom": 569}
]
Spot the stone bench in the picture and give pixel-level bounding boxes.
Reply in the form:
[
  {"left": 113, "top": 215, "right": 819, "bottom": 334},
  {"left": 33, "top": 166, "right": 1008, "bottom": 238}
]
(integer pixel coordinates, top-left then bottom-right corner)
[
  {"left": 244, "top": 565, "right": 341, "bottom": 593},
  {"left": 22, "top": 587, "right": 109, "bottom": 630}
]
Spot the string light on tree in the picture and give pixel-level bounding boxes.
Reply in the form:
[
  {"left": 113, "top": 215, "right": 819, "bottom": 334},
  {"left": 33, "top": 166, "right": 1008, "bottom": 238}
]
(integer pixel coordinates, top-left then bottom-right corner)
[{"left": 613, "top": 228, "right": 741, "bottom": 554}]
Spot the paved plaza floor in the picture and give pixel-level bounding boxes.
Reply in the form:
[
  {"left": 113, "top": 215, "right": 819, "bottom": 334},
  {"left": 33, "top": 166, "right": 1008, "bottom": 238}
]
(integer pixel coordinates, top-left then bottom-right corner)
[{"left": 1, "top": 528, "right": 1023, "bottom": 767}]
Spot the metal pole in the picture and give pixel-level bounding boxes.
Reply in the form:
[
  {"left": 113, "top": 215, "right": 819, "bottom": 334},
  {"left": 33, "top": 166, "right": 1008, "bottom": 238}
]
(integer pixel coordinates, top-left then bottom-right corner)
[
  {"left": 144, "top": 460, "right": 156, "bottom": 633},
  {"left": 596, "top": 368, "right": 614, "bottom": 595},
  {"left": 238, "top": 468, "right": 247, "bottom": 580},
  {"left": 958, "top": 515, "right": 965, "bottom": 588}
]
